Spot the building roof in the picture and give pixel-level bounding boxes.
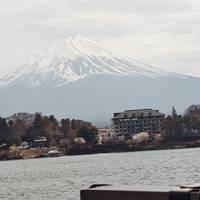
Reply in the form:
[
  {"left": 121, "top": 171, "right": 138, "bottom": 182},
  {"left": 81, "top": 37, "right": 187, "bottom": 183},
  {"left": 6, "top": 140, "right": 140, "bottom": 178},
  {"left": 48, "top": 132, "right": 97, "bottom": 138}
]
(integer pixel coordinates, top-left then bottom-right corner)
[
  {"left": 113, "top": 109, "right": 165, "bottom": 119},
  {"left": 34, "top": 136, "right": 47, "bottom": 142}
]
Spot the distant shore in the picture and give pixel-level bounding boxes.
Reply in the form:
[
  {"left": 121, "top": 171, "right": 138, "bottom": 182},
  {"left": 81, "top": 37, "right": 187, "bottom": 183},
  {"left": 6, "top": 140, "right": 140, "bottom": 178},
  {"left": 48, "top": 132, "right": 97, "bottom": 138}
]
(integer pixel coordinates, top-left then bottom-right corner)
[
  {"left": 1, "top": 139, "right": 200, "bottom": 161},
  {"left": 66, "top": 139, "right": 200, "bottom": 155}
]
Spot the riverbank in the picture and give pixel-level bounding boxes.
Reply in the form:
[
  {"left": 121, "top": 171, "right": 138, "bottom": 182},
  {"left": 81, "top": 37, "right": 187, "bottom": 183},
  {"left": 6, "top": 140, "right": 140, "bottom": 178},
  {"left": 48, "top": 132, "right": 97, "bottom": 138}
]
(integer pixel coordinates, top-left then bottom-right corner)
[{"left": 1, "top": 138, "right": 200, "bottom": 161}]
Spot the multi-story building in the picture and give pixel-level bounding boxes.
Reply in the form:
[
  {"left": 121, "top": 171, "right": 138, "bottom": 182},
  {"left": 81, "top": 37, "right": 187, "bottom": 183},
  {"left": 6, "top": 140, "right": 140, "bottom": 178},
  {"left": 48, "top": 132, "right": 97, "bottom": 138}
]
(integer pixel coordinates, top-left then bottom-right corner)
[{"left": 112, "top": 109, "right": 165, "bottom": 136}]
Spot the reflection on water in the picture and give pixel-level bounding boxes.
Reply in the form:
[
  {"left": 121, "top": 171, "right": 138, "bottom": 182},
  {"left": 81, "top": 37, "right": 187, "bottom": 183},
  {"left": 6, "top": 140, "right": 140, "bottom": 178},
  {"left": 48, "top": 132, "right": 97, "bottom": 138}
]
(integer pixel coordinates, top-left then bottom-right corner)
[{"left": 0, "top": 148, "right": 200, "bottom": 200}]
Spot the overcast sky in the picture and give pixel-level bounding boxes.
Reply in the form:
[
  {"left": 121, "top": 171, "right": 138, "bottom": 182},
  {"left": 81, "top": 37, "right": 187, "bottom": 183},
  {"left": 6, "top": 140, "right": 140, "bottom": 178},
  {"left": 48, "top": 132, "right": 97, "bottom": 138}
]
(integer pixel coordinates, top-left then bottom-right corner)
[{"left": 0, "top": 0, "right": 200, "bottom": 76}]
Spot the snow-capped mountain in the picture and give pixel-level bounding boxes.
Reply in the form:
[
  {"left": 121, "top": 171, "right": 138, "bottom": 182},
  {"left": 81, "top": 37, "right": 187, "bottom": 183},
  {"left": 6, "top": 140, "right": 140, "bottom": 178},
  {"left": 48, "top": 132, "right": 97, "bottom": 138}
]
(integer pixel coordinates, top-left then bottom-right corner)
[
  {"left": 0, "top": 35, "right": 199, "bottom": 124},
  {"left": 0, "top": 35, "right": 176, "bottom": 88}
]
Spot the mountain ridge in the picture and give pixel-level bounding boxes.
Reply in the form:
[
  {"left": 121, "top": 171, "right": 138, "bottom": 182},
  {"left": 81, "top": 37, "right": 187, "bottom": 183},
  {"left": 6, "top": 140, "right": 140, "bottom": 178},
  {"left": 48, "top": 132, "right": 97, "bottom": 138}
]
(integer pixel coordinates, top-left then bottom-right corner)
[{"left": 0, "top": 35, "right": 182, "bottom": 88}]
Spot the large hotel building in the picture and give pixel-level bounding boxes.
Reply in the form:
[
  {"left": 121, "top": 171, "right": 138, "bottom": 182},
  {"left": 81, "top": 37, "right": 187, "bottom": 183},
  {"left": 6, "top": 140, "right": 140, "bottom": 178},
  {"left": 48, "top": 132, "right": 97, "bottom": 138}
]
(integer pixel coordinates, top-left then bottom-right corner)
[{"left": 112, "top": 108, "right": 165, "bottom": 136}]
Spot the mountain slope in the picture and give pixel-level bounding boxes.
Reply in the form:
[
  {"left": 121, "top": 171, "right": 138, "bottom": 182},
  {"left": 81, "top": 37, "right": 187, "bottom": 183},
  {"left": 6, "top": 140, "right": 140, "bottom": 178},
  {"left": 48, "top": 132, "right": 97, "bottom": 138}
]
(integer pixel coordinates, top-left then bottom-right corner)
[
  {"left": 0, "top": 35, "right": 177, "bottom": 88},
  {"left": 0, "top": 35, "right": 199, "bottom": 124}
]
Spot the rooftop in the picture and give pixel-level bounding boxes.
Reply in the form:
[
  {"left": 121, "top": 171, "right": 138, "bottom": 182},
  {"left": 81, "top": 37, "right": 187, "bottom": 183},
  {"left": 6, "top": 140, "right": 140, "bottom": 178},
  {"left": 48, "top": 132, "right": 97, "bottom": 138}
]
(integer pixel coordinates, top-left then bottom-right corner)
[{"left": 113, "top": 108, "right": 165, "bottom": 119}]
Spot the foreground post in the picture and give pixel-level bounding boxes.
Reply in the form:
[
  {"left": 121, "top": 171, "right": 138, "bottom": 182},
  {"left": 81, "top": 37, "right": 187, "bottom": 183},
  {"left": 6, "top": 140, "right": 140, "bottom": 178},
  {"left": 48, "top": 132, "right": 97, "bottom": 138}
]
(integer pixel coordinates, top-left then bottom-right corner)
[{"left": 81, "top": 184, "right": 200, "bottom": 200}]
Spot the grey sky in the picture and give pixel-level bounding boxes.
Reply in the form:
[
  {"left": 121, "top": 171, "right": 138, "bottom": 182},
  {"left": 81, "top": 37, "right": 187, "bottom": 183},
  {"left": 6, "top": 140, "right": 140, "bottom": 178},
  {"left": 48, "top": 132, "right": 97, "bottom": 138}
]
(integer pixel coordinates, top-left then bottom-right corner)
[{"left": 0, "top": 0, "right": 200, "bottom": 76}]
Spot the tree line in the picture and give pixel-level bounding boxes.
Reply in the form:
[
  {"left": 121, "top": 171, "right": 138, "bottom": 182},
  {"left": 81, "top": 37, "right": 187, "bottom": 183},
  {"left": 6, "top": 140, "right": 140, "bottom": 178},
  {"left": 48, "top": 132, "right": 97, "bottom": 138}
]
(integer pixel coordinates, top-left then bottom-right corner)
[
  {"left": 162, "top": 106, "right": 200, "bottom": 140},
  {"left": 0, "top": 113, "right": 98, "bottom": 146},
  {"left": 1, "top": 105, "right": 200, "bottom": 147}
]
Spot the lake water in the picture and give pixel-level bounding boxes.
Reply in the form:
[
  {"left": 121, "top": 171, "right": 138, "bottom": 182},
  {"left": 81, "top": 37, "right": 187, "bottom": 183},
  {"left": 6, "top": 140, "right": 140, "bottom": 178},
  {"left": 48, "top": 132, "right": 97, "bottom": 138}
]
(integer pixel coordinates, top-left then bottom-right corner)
[{"left": 0, "top": 148, "right": 200, "bottom": 200}]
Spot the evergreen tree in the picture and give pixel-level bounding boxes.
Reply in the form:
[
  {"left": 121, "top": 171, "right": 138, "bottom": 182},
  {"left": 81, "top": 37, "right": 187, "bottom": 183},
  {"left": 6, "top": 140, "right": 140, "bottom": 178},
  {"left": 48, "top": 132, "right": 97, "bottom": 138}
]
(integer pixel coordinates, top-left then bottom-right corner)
[
  {"left": 162, "top": 114, "right": 183, "bottom": 140},
  {"left": 77, "top": 126, "right": 98, "bottom": 144},
  {"left": 172, "top": 107, "right": 177, "bottom": 118},
  {"left": 44, "top": 115, "right": 62, "bottom": 145},
  {"left": 61, "top": 118, "right": 70, "bottom": 136},
  {"left": 29, "top": 113, "right": 44, "bottom": 141},
  {"left": 48, "top": 115, "right": 57, "bottom": 124},
  {"left": 0, "top": 118, "right": 12, "bottom": 144}
]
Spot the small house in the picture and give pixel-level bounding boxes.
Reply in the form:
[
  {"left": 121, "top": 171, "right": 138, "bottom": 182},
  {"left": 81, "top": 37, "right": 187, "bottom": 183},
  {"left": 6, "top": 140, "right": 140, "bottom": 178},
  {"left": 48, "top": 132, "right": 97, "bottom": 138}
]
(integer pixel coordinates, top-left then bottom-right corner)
[{"left": 32, "top": 136, "right": 48, "bottom": 148}]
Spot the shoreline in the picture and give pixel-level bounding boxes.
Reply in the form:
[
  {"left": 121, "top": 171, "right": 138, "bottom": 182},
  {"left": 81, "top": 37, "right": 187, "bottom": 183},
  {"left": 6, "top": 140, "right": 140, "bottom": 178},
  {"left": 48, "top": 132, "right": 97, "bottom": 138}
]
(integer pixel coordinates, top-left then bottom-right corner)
[{"left": 1, "top": 139, "right": 200, "bottom": 161}]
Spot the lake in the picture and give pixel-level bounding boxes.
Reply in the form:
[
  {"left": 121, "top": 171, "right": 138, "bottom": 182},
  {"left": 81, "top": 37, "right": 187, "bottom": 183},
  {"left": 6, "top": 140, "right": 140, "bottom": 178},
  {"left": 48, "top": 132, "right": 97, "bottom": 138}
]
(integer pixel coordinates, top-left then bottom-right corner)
[{"left": 0, "top": 148, "right": 200, "bottom": 200}]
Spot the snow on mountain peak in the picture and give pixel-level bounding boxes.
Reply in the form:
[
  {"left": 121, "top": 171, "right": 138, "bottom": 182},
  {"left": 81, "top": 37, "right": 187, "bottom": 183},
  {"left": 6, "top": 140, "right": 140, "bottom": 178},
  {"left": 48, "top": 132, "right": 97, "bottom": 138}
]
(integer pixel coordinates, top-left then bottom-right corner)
[
  {"left": 0, "top": 35, "right": 176, "bottom": 88},
  {"left": 42, "top": 34, "right": 114, "bottom": 61}
]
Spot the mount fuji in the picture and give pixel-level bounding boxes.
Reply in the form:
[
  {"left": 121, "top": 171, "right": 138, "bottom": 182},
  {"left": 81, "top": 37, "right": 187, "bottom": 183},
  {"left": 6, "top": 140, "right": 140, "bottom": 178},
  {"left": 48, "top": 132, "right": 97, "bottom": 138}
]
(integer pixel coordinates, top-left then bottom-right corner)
[{"left": 0, "top": 35, "right": 199, "bottom": 124}]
